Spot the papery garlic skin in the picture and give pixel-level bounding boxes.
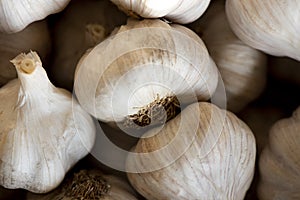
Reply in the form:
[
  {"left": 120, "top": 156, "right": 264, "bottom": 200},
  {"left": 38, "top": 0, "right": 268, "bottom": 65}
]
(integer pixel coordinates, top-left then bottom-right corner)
[
  {"left": 258, "top": 106, "right": 300, "bottom": 200},
  {"left": 126, "top": 102, "right": 256, "bottom": 200},
  {"left": 110, "top": 0, "right": 211, "bottom": 24},
  {"left": 0, "top": 20, "right": 51, "bottom": 87},
  {"left": 50, "top": 0, "right": 127, "bottom": 91},
  {"left": 0, "top": 52, "right": 96, "bottom": 193},
  {"left": 226, "top": 0, "right": 300, "bottom": 61},
  {"left": 0, "top": 0, "right": 71, "bottom": 33},
  {"left": 26, "top": 170, "right": 139, "bottom": 200},
  {"left": 74, "top": 19, "right": 218, "bottom": 128},
  {"left": 190, "top": 0, "right": 267, "bottom": 112}
]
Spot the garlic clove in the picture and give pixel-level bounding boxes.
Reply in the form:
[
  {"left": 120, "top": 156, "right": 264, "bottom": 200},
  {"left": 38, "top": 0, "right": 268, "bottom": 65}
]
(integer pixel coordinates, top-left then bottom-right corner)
[
  {"left": 110, "top": 0, "right": 211, "bottom": 24},
  {"left": 26, "top": 169, "right": 139, "bottom": 200},
  {"left": 126, "top": 102, "right": 256, "bottom": 200},
  {"left": 0, "top": 0, "right": 71, "bottom": 33},
  {"left": 0, "top": 51, "right": 96, "bottom": 193},
  {"left": 190, "top": 0, "right": 267, "bottom": 112},
  {"left": 258, "top": 106, "right": 300, "bottom": 200},
  {"left": 0, "top": 20, "right": 51, "bottom": 87},
  {"left": 49, "top": 0, "right": 127, "bottom": 91},
  {"left": 74, "top": 19, "right": 219, "bottom": 130},
  {"left": 226, "top": 0, "right": 300, "bottom": 61}
]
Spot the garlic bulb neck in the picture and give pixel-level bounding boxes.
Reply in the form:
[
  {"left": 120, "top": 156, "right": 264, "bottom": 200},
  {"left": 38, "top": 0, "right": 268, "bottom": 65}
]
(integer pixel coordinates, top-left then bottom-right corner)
[
  {"left": 123, "top": 94, "right": 180, "bottom": 128},
  {"left": 64, "top": 170, "right": 110, "bottom": 199},
  {"left": 10, "top": 52, "right": 54, "bottom": 102}
]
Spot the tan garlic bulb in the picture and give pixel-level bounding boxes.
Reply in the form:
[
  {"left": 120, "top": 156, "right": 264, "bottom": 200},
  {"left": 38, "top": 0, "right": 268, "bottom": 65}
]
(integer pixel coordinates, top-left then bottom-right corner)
[
  {"left": 190, "top": 0, "right": 267, "bottom": 112},
  {"left": 26, "top": 169, "right": 139, "bottom": 200},
  {"left": 226, "top": 0, "right": 300, "bottom": 61},
  {"left": 0, "top": 51, "right": 96, "bottom": 193},
  {"left": 126, "top": 102, "right": 256, "bottom": 200},
  {"left": 50, "top": 0, "right": 127, "bottom": 91},
  {"left": 0, "top": 20, "right": 51, "bottom": 87},
  {"left": 258, "top": 106, "right": 300, "bottom": 200},
  {"left": 74, "top": 19, "right": 219, "bottom": 129},
  {"left": 0, "top": 0, "right": 71, "bottom": 33},
  {"left": 110, "top": 0, "right": 211, "bottom": 24}
]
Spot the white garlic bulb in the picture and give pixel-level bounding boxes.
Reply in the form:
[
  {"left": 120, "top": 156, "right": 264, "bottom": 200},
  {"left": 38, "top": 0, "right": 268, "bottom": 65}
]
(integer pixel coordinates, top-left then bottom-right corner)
[
  {"left": 226, "top": 0, "right": 300, "bottom": 61},
  {"left": 50, "top": 0, "right": 127, "bottom": 91},
  {"left": 0, "top": 20, "right": 51, "bottom": 87},
  {"left": 0, "top": 0, "right": 71, "bottom": 33},
  {"left": 110, "top": 0, "right": 211, "bottom": 24},
  {"left": 190, "top": 0, "right": 267, "bottom": 112},
  {"left": 74, "top": 19, "right": 218, "bottom": 129},
  {"left": 26, "top": 169, "right": 139, "bottom": 200},
  {"left": 258, "top": 106, "right": 300, "bottom": 200},
  {"left": 0, "top": 51, "right": 96, "bottom": 193},
  {"left": 126, "top": 102, "right": 256, "bottom": 200}
]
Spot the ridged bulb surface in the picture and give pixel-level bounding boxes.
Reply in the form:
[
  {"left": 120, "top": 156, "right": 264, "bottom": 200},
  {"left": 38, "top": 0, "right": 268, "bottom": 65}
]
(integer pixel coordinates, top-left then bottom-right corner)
[
  {"left": 0, "top": 0, "right": 71, "bottom": 33},
  {"left": 0, "top": 52, "right": 96, "bottom": 193},
  {"left": 258, "top": 106, "right": 300, "bottom": 200},
  {"left": 126, "top": 102, "right": 256, "bottom": 200},
  {"left": 190, "top": 0, "right": 267, "bottom": 112},
  {"left": 74, "top": 19, "right": 219, "bottom": 130},
  {"left": 226, "top": 0, "right": 300, "bottom": 61},
  {"left": 110, "top": 0, "right": 211, "bottom": 24}
]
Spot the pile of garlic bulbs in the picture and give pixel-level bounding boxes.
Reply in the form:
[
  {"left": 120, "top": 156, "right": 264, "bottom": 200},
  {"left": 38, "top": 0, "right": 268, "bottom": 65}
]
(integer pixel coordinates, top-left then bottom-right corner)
[{"left": 0, "top": 0, "right": 299, "bottom": 199}]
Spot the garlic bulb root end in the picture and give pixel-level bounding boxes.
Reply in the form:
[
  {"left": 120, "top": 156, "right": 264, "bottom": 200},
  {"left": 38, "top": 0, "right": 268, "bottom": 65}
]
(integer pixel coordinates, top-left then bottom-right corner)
[
  {"left": 64, "top": 170, "right": 111, "bottom": 199},
  {"left": 10, "top": 51, "right": 41, "bottom": 74},
  {"left": 123, "top": 95, "right": 180, "bottom": 128}
]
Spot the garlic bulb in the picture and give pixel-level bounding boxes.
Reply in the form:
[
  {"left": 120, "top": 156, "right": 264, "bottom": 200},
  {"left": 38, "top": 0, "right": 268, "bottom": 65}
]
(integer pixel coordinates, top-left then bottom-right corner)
[
  {"left": 190, "top": 0, "right": 267, "bottom": 112},
  {"left": 74, "top": 19, "right": 219, "bottom": 130},
  {"left": 50, "top": 0, "right": 127, "bottom": 91},
  {"left": 26, "top": 169, "right": 139, "bottom": 200},
  {"left": 110, "top": 0, "right": 211, "bottom": 24},
  {"left": 0, "top": 20, "right": 51, "bottom": 87},
  {"left": 126, "top": 102, "right": 256, "bottom": 200},
  {"left": 258, "top": 106, "right": 300, "bottom": 200},
  {"left": 0, "top": 51, "right": 96, "bottom": 193},
  {"left": 0, "top": 0, "right": 71, "bottom": 33},
  {"left": 226, "top": 0, "right": 300, "bottom": 61}
]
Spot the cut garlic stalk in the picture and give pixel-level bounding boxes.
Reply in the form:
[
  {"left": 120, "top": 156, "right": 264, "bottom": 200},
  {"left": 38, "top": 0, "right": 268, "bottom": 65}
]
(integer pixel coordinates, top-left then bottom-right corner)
[
  {"left": 0, "top": 51, "right": 96, "bottom": 193},
  {"left": 0, "top": 20, "right": 51, "bottom": 87}
]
